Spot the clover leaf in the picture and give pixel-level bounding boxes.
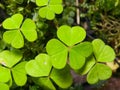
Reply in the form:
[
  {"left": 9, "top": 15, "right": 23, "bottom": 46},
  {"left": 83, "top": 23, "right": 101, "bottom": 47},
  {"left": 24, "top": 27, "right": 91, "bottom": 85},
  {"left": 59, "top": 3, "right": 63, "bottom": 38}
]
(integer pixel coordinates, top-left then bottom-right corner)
[
  {"left": 0, "top": 50, "right": 27, "bottom": 86},
  {"left": 50, "top": 65, "right": 73, "bottom": 88},
  {"left": 0, "top": 50, "right": 22, "bottom": 68},
  {"left": 33, "top": 77, "right": 56, "bottom": 90},
  {"left": 92, "top": 39, "right": 115, "bottom": 62},
  {"left": 69, "top": 42, "right": 93, "bottom": 69},
  {"left": 25, "top": 54, "right": 52, "bottom": 77},
  {"left": 36, "top": 0, "right": 63, "bottom": 20},
  {"left": 46, "top": 25, "right": 92, "bottom": 69},
  {"left": 2, "top": 13, "right": 37, "bottom": 48},
  {"left": 57, "top": 25, "right": 86, "bottom": 46},
  {"left": 0, "top": 83, "right": 9, "bottom": 90},
  {"left": 84, "top": 39, "right": 115, "bottom": 84},
  {"left": 0, "top": 66, "right": 11, "bottom": 83},
  {"left": 87, "top": 63, "right": 112, "bottom": 84},
  {"left": 46, "top": 39, "right": 68, "bottom": 69},
  {"left": 12, "top": 61, "right": 27, "bottom": 86}
]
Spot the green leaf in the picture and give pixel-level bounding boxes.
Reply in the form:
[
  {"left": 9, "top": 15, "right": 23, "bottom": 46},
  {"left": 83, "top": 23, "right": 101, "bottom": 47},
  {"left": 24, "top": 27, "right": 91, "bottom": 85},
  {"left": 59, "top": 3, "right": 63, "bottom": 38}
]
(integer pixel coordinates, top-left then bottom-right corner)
[
  {"left": 25, "top": 54, "right": 52, "bottom": 77},
  {"left": 0, "top": 50, "right": 23, "bottom": 68},
  {"left": 21, "top": 19, "right": 37, "bottom": 42},
  {"left": 0, "top": 83, "right": 9, "bottom": 90},
  {"left": 3, "top": 30, "right": 24, "bottom": 48},
  {"left": 69, "top": 42, "right": 92, "bottom": 70},
  {"left": 92, "top": 39, "right": 115, "bottom": 62},
  {"left": 2, "top": 14, "right": 23, "bottom": 29},
  {"left": 0, "top": 66, "right": 11, "bottom": 82},
  {"left": 50, "top": 65, "right": 73, "bottom": 88},
  {"left": 87, "top": 63, "right": 112, "bottom": 84},
  {"left": 46, "top": 39, "right": 68, "bottom": 69},
  {"left": 36, "top": 0, "right": 48, "bottom": 6},
  {"left": 69, "top": 49, "right": 85, "bottom": 70},
  {"left": 57, "top": 25, "right": 86, "bottom": 46},
  {"left": 78, "top": 55, "right": 95, "bottom": 75},
  {"left": 33, "top": 77, "right": 56, "bottom": 90},
  {"left": 39, "top": 6, "right": 55, "bottom": 20},
  {"left": 12, "top": 61, "right": 27, "bottom": 86},
  {"left": 37, "top": 0, "right": 63, "bottom": 20}
]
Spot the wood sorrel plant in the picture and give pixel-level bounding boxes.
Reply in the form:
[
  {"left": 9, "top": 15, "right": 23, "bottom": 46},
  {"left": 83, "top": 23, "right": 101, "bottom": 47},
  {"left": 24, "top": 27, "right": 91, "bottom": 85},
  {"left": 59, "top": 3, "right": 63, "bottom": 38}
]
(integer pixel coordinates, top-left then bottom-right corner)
[{"left": 0, "top": 0, "right": 116, "bottom": 90}]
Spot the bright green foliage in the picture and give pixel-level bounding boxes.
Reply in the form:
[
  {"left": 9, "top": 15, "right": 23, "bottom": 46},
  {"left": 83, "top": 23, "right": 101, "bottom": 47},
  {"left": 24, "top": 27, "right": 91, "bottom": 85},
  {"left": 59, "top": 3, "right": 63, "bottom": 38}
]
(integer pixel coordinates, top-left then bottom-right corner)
[
  {"left": 0, "top": 66, "right": 11, "bottom": 83},
  {"left": 0, "top": 83, "right": 9, "bottom": 90},
  {"left": 33, "top": 77, "right": 56, "bottom": 90},
  {"left": 92, "top": 39, "right": 115, "bottom": 62},
  {"left": 57, "top": 25, "right": 86, "bottom": 46},
  {"left": 79, "top": 39, "right": 115, "bottom": 84},
  {"left": 0, "top": 50, "right": 27, "bottom": 86},
  {"left": 25, "top": 54, "right": 52, "bottom": 77},
  {"left": 46, "top": 39, "right": 68, "bottom": 69},
  {"left": 87, "top": 63, "right": 112, "bottom": 84},
  {"left": 2, "top": 14, "right": 37, "bottom": 48},
  {"left": 12, "top": 61, "right": 27, "bottom": 86},
  {"left": 46, "top": 25, "right": 92, "bottom": 69},
  {"left": 0, "top": 50, "right": 22, "bottom": 68},
  {"left": 69, "top": 42, "right": 93, "bottom": 69},
  {"left": 50, "top": 65, "right": 73, "bottom": 88},
  {"left": 78, "top": 55, "right": 96, "bottom": 75},
  {"left": 36, "top": 0, "right": 63, "bottom": 20}
]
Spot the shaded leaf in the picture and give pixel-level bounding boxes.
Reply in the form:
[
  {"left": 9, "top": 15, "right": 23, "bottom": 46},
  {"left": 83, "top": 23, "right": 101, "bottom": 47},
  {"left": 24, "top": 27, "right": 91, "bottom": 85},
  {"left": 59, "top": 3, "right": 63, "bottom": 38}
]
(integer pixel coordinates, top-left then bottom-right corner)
[
  {"left": 33, "top": 77, "right": 56, "bottom": 90},
  {"left": 50, "top": 65, "right": 73, "bottom": 88},
  {"left": 87, "top": 63, "right": 112, "bottom": 84}
]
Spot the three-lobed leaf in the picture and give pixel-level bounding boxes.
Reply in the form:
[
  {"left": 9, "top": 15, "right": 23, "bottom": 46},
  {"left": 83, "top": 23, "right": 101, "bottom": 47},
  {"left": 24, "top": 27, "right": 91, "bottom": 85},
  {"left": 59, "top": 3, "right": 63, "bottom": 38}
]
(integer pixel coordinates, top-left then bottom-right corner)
[
  {"left": 37, "top": 0, "right": 63, "bottom": 20},
  {"left": 2, "top": 14, "right": 37, "bottom": 48}
]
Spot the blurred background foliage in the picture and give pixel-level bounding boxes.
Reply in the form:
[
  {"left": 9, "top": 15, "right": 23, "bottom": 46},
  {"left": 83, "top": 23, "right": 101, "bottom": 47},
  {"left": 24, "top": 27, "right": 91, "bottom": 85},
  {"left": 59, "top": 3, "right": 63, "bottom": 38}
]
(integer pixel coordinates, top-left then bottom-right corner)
[{"left": 0, "top": 0, "right": 120, "bottom": 90}]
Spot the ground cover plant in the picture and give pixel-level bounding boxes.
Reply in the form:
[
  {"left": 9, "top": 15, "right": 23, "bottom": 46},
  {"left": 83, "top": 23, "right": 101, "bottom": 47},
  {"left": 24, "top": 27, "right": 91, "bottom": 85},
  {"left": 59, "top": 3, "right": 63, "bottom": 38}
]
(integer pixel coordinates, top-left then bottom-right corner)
[{"left": 0, "top": 0, "right": 119, "bottom": 90}]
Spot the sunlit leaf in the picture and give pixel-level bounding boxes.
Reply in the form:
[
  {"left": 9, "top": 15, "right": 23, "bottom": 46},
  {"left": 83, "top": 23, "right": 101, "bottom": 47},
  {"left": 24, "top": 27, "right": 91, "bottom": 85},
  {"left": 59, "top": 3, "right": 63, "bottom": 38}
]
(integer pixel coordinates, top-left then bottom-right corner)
[
  {"left": 25, "top": 54, "right": 52, "bottom": 77},
  {"left": 92, "top": 39, "right": 115, "bottom": 62},
  {"left": 21, "top": 19, "right": 37, "bottom": 42},
  {"left": 0, "top": 50, "right": 22, "bottom": 68},
  {"left": 2, "top": 14, "right": 23, "bottom": 29},
  {"left": 12, "top": 61, "right": 27, "bottom": 86},
  {"left": 46, "top": 39, "right": 68, "bottom": 69},
  {"left": 0, "top": 66, "right": 10, "bottom": 82},
  {"left": 57, "top": 25, "right": 86, "bottom": 46},
  {"left": 3, "top": 30, "right": 24, "bottom": 48},
  {"left": 0, "top": 83, "right": 9, "bottom": 90}
]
